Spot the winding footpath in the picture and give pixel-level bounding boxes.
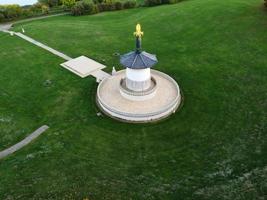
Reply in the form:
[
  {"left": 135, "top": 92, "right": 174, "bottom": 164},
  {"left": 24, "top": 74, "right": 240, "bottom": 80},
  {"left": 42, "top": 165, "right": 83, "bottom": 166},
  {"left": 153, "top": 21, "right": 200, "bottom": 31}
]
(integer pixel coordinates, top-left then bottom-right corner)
[
  {"left": 0, "top": 13, "right": 109, "bottom": 159},
  {"left": 0, "top": 13, "right": 68, "bottom": 32},
  {"left": 0, "top": 13, "right": 73, "bottom": 61},
  {"left": 0, "top": 125, "right": 49, "bottom": 159},
  {"left": 0, "top": 14, "right": 67, "bottom": 159}
]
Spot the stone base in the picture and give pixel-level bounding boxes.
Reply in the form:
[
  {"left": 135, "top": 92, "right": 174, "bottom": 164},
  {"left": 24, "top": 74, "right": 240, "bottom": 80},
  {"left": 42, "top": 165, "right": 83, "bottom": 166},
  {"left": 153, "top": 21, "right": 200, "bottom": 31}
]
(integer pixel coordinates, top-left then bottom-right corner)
[
  {"left": 119, "top": 77, "right": 157, "bottom": 101},
  {"left": 96, "top": 70, "right": 181, "bottom": 123}
]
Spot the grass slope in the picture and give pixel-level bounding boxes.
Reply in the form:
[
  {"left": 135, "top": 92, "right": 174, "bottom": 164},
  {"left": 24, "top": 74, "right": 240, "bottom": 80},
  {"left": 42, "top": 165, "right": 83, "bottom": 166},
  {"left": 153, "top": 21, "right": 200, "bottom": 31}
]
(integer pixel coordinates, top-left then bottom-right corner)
[{"left": 0, "top": 0, "right": 267, "bottom": 199}]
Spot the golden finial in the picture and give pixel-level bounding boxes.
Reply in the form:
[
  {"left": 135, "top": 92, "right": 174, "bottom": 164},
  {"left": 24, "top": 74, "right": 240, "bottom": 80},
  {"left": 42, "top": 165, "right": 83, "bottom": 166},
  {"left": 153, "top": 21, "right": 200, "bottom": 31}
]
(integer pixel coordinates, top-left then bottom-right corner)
[{"left": 134, "top": 24, "right": 144, "bottom": 38}]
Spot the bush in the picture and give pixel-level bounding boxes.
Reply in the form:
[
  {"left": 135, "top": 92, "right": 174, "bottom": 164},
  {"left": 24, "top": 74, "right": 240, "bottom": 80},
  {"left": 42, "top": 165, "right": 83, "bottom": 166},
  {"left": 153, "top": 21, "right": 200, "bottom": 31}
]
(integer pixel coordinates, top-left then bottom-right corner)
[
  {"left": 86, "top": 3, "right": 99, "bottom": 14},
  {"left": 145, "top": 0, "right": 161, "bottom": 6},
  {"left": 30, "top": 3, "right": 43, "bottom": 13},
  {"left": 168, "top": 0, "right": 179, "bottom": 4},
  {"left": 71, "top": 1, "right": 99, "bottom": 15},
  {"left": 71, "top": 1, "right": 85, "bottom": 15},
  {"left": 38, "top": 0, "right": 61, "bottom": 7},
  {"left": 145, "top": 0, "right": 162, "bottom": 6},
  {"left": 22, "top": 9, "right": 34, "bottom": 17},
  {"left": 71, "top": 0, "right": 136, "bottom": 16},
  {"left": 123, "top": 0, "right": 136, "bottom": 9},
  {"left": 265, "top": 0, "right": 267, "bottom": 7},
  {"left": 41, "top": 5, "right": 49, "bottom": 14},
  {"left": 145, "top": 0, "right": 181, "bottom": 6},
  {"left": 0, "top": 13, "right": 5, "bottom": 22},
  {"left": 5, "top": 5, "right": 22, "bottom": 19},
  {"left": 61, "top": 0, "right": 76, "bottom": 8},
  {"left": 161, "top": 0, "right": 175, "bottom": 4},
  {"left": 114, "top": 1, "right": 123, "bottom": 10},
  {"left": 97, "top": 3, "right": 106, "bottom": 11}
]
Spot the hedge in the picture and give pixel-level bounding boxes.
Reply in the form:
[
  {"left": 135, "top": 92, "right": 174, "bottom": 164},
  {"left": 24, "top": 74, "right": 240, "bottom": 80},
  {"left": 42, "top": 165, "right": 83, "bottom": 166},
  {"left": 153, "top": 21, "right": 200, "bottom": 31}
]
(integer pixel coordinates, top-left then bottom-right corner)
[
  {"left": 71, "top": 0, "right": 136, "bottom": 16},
  {"left": 0, "top": 3, "right": 64, "bottom": 23},
  {"left": 144, "top": 0, "right": 182, "bottom": 6}
]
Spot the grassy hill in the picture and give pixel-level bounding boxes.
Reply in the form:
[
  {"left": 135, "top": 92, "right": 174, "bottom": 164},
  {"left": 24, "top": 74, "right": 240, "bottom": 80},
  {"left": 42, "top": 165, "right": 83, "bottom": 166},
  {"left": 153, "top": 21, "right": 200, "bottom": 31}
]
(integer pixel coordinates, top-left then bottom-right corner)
[{"left": 0, "top": 0, "right": 267, "bottom": 199}]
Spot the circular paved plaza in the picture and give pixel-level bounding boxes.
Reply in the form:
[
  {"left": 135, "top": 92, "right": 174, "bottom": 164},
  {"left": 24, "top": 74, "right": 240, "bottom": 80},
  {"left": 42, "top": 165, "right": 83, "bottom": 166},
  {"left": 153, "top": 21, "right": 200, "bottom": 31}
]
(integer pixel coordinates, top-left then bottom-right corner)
[{"left": 96, "top": 70, "right": 181, "bottom": 122}]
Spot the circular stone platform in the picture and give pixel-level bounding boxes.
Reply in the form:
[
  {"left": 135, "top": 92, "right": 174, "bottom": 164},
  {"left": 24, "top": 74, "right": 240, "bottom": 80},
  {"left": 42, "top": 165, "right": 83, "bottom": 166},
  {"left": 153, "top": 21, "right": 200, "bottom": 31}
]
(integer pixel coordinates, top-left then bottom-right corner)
[{"left": 96, "top": 70, "right": 181, "bottom": 123}]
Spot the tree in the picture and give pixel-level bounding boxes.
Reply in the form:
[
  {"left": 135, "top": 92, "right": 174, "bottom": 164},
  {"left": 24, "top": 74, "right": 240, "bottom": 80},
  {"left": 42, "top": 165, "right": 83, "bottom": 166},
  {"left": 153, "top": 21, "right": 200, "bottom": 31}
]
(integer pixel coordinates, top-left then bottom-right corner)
[
  {"left": 0, "top": 13, "right": 5, "bottom": 22},
  {"left": 38, "top": 0, "right": 60, "bottom": 7},
  {"left": 41, "top": 4, "right": 49, "bottom": 14},
  {"left": 61, "top": 0, "right": 76, "bottom": 8}
]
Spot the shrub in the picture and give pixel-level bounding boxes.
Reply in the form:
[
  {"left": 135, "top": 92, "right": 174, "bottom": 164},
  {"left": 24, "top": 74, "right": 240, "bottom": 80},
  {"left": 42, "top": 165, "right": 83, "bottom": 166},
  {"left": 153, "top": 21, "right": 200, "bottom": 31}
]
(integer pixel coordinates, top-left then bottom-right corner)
[
  {"left": 97, "top": 3, "right": 106, "bottom": 11},
  {"left": 168, "top": 0, "right": 178, "bottom": 4},
  {"left": 114, "top": 1, "right": 123, "bottom": 10},
  {"left": 38, "top": 0, "right": 61, "bottom": 7},
  {"left": 85, "top": 2, "right": 99, "bottom": 14},
  {"left": 41, "top": 5, "right": 49, "bottom": 14},
  {"left": 161, "top": 0, "right": 172, "bottom": 3},
  {"left": 71, "top": 1, "right": 99, "bottom": 15},
  {"left": 0, "top": 13, "right": 5, "bottom": 22},
  {"left": 97, "top": 2, "right": 111, "bottom": 11},
  {"left": 71, "top": 1, "right": 85, "bottom": 15},
  {"left": 22, "top": 9, "right": 34, "bottom": 17},
  {"left": 265, "top": 0, "right": 267, "bottom": 7},
  {"left": 61, "top": 0, "right": 76, "bottom": 8},
  {"left": 145, "top": 0, "right": 181, "bottom": 6},
  {"left": 145, "top": 0, "right": 161, "bottom": 6},
  {"left": 72, "top": 0, "right": 136, "bottom": 16},
  {"left": 30, "top": 3, "right": 43, "bottom": 13},
  {"left": 5, "top": 4, "right": 22, "bottom": 19},
  {"left": 123, "top": 0, "right": 136, "bottom": 9}
]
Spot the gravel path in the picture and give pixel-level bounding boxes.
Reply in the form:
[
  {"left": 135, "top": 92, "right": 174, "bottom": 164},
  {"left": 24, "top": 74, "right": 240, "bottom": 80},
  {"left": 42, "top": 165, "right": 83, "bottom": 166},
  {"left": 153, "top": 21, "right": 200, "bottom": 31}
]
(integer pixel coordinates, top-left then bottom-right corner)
[{"left": 0, "top": 125, "right": 49, "bottom": 160}]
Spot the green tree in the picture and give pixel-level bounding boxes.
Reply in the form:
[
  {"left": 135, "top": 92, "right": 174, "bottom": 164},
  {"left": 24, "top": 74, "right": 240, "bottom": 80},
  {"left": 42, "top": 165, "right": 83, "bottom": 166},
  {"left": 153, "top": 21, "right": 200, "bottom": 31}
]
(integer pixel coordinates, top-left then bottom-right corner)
[
  {"left": 0, "top": 13, "right": 5, "bottom": 22},
  {"left": 38, "top": 0, "right": 60, "bottom": 7},
  {"left": 41, "top": 4, "right": 49, "bottom": 14},
  {"left": 61, "top": 0, "right": 76, "bottom": 8}
]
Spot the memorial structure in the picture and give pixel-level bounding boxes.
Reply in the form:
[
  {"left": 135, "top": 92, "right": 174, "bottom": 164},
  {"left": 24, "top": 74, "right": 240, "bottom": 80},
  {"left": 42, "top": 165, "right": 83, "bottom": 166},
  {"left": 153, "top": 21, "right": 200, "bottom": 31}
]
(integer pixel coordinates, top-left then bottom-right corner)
[{"left": 96, "top": 24, "right": 181, "bottom": 122}]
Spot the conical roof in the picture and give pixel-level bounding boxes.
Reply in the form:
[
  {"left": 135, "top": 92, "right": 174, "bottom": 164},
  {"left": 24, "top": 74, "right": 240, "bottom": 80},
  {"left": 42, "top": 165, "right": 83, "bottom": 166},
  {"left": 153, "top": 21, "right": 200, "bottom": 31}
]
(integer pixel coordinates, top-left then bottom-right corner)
[
  {"left": 120, "top": 24, "right": 158, "bottom": 69},
  {"left": 120, "top": 51, "right": 158, "bottom": 69}
]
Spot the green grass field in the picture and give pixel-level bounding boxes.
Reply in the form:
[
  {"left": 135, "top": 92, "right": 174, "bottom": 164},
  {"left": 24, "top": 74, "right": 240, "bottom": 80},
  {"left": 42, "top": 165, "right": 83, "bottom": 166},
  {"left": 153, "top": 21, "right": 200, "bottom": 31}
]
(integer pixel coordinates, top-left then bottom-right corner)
[{"left": 0, "top": 0, "right": 267, "bottom": 199}]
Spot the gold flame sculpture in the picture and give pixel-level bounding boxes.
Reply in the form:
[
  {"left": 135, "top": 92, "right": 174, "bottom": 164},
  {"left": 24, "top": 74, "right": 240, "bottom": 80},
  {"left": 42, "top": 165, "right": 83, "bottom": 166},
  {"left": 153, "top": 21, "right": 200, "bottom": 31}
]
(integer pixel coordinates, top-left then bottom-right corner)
[{"left": 134, "top": 23, "right": 144, "bottom": 38}]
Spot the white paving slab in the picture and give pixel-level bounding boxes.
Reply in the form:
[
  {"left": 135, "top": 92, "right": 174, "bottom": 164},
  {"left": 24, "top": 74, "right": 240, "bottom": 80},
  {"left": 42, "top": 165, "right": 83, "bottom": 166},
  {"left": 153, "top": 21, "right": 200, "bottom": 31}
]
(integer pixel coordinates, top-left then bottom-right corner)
[{"left": 61, "top": 56, "right": 108, "bottom": 78}]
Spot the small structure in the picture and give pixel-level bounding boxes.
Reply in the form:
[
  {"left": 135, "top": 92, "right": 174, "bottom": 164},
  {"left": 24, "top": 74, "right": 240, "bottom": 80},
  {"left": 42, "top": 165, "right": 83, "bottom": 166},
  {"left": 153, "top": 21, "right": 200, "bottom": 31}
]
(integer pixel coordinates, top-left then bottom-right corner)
[
  {"left": 120, "top": 24, "right": 158, "bottom": 101},
  {"left": 96, "top": 24, "right": 181, "bottom": 123}
]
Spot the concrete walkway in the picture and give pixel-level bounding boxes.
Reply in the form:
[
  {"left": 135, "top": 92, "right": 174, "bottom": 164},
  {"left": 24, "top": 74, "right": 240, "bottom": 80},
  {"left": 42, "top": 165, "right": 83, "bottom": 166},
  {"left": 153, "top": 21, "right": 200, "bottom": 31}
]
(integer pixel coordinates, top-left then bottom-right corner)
[
  {"left": 0, "top": 125, "right": 49, "bottom": 159},
  {"left": 14, "top": 32, "right": 110, "bottom": 80},
  {"left": 15, "top": 32, "right": 72, "bottom": 61},
  {"left": 91, "top": 69, "right": 111, "bottom": 81},
  {"left": 0, "top": 23, "right": 12, "bottom": 31},
  {"left": 0, "top": 13, "right": 68, "bottom": 32},
  {"left": 1, "top": 12, "right": 110, "bottom": 81}
]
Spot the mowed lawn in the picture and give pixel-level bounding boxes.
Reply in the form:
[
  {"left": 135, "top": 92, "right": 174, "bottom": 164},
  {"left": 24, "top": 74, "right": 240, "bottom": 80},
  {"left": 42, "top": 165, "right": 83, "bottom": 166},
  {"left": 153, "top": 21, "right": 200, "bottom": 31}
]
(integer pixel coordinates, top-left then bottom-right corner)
[{"left": 0, "top": 0, "right": 267, "bottom": 199}]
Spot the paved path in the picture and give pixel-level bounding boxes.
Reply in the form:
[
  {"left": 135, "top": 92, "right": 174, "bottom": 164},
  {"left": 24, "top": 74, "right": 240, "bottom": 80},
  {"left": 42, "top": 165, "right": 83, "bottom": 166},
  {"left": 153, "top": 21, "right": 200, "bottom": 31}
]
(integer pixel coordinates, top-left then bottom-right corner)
[
  {"left": 0, "top": 23, "right": 12, "bottom": 31},
  {"left": 1, "top": 12, "right": 110, "bottom": 81},
  {"left": 15, "top": 32, "right": 72, "bottom": 61},
  {"left": 0, "top": 13, "right": 68, "bottom": 32},
  {"left": 91, "top": 69, "right": 111, "bottom": 82},
  {"left": 0, "top": 125, "right": 49, "bottom": 159},
  {"left": 14, "top": 32, "right": 110, "bottom": 80}
]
